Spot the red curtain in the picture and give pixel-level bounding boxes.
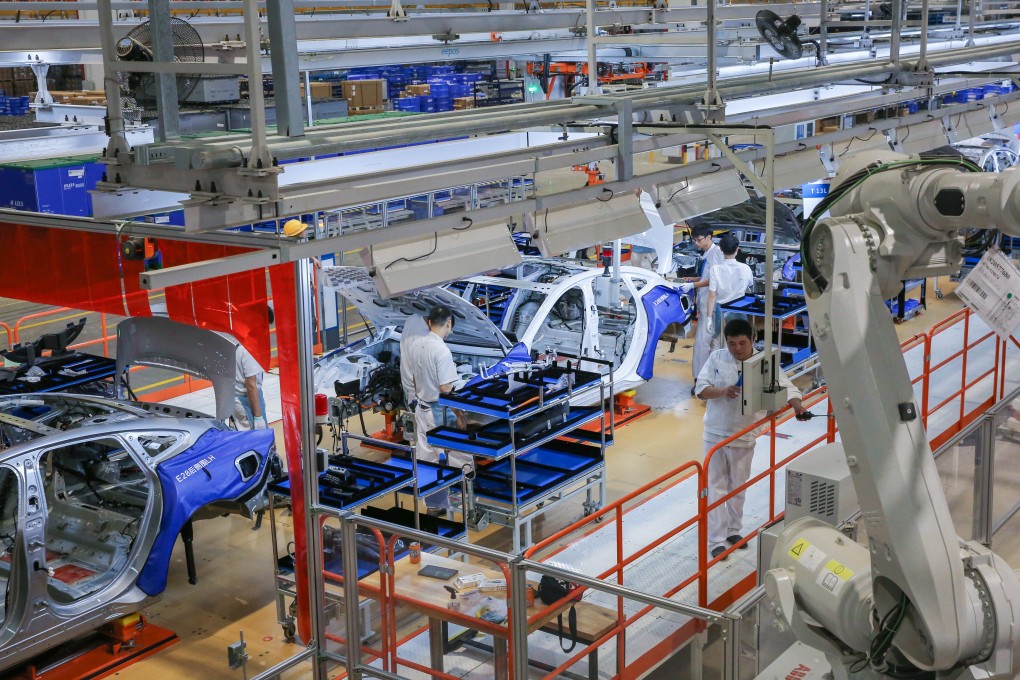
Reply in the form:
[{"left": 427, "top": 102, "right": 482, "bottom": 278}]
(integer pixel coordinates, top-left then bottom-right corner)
[
  {"left": 268, "top": 262, "right": 312, "bottom": 643},
  {"left": 0, "top": 223, "right": 270, "bottom": 367}
]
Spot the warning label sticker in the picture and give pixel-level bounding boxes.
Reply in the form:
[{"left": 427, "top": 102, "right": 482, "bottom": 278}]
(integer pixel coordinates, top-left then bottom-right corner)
[
  {"left": 816, "top": 559, "right": 854, "bottom": 596},
  {"left": 788, "top": 539, "right": 826, "bottom": 571}
]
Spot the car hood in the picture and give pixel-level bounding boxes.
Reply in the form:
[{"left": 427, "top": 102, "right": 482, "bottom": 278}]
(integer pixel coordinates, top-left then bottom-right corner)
[{"left": 322, "top": 266, "right": 513, "bottom": 353}]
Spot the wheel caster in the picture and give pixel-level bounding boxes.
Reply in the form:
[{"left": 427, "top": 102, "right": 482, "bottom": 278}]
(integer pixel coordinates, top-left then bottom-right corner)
[
  {"left": 936, "top": 290, "right": 944, "bottom": 300},
  {"left": 282, "top": 618, "right": 296, "bottom": 643}
]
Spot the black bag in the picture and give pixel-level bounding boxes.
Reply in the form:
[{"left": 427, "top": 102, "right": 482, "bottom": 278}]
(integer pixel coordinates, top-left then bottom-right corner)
[
  {"left": 515, "top": 403, "right": 570, "bottom": 441},
  {"left": 537, "top": 575, "right": 579, "bottom": 653}
]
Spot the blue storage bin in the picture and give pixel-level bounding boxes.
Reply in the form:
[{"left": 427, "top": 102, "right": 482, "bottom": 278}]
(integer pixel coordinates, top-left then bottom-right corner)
[
  {"left": 0, "top": 156, "right": 102, "bottom": 216},
  {"left": 410, "top": 199, "right": 444, "bottom": 220},
  {"left": 394, "top": 97, "right": 421, "bottom": 112}
]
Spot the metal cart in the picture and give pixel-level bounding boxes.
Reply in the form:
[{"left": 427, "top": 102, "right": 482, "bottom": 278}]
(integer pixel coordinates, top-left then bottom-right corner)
[{"left": 427, "top": 353, "right": 614, "bottom": 553}]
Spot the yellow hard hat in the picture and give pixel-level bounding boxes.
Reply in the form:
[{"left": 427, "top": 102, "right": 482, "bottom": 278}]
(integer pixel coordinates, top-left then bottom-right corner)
[{"left": 282, "top": 219, "right": 308, "bottom": 237}]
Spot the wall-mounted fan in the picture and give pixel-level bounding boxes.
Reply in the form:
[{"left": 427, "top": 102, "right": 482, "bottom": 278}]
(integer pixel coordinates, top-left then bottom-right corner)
[
  {"left": 116, "top": 17, "right": 204, "bottom": 104},
  {"left": 755, "top": 10, "right": 820, "bottom": 62}
]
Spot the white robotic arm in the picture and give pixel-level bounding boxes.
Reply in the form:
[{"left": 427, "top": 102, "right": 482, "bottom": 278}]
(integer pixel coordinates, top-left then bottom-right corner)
[{"left": 766, "top": 151, "right": 1020, "bottom": 679}]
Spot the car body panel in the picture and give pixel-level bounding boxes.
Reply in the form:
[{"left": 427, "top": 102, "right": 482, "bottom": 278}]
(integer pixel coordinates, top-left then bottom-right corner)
[
  {"left": 0, "top": 393, "right": 279, "bottom": 670},
  {"left": 317, "top": 262, "right": 694, "bottom": 400}
]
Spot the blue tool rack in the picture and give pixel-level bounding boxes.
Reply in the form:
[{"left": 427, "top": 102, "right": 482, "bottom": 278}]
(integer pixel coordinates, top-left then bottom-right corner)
[{"left": 428, "top": 354, "right": 613, "bottom": 552}]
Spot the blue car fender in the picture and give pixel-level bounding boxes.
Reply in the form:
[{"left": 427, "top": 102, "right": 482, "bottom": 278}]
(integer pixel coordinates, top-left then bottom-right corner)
[
  {"left": 637, "top": 285, "right": 693, "bottom": 380},
  {"left": 138, "top": 428, "right": 277, "bottom": 596}
]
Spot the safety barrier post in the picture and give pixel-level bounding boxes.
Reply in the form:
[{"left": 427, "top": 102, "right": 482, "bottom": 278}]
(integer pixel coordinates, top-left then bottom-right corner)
[
  {"left": 615, "top": 505, "right": 626, "bottom": 675},
  {"left": 0, "top": 322, "right": 11, "bottom": 352},
  {"left": 100, "top": 313, "right": 110, "bottom": 357},
  {"left": 921, "top": 333, "right": 932, "bottom": 428},
  {"left": 960, "top": 311, "right": 970, "bottom": 426},
  {"left": 768, "top": 414, "right": 777, "bottom": 520},
  {"left": 697, "top": 463, "right": 709, "bottom": 609}
]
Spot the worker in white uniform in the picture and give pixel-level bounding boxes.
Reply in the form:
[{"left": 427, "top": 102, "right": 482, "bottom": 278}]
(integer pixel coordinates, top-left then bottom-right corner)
[
  {"left": 704, "top": 235, "right": 755, "bottom": 340},
  {"left": 404, "top": 305, "right": 471, "bottom": 513},
  {"left": 682, "top": 225, "right": 726, "bottom": 394},
  {"left": 219, "top": 333, "right": 268, "bottom": 430},
  {"left": 695, "top": 319, "right": 807, "bottom": 560}
]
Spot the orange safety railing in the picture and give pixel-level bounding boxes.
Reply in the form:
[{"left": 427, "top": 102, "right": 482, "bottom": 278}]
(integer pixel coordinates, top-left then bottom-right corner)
[
  {"left": 523, "top": 459, "right": 704, "bottom": 679},
  {"left": 0, "top": 321, "right": 11, "bottom": 352},
  {"left": 926, "top": 309, "right": 1002, "bottom": 449},
  {"left": 520, "top": 307, "right": 1015, "bottom": 680}
]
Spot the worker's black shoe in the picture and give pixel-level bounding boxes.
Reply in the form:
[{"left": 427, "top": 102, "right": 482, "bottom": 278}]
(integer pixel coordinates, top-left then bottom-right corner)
[
  {"left": 711, "top": 546, "right": 727, "bottom": 560},
  {"left": 726, "top": 534, "right": 748, "bottom": 550}
]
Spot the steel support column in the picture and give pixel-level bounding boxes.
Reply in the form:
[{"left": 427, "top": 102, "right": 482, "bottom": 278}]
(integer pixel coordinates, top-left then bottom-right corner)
[
  {"left": 267, "top": 0, "right": 305, "bottom": 137},
  {"left": 97, "top": 0, "right": 130, "bottom": 160},
  {"left": 585, "top": 0, "right": 597, "bottom": 95},
  {"left": 296, "top": 258, "right": 329, "bottom": 680},
  {"left": 242, "top": 0, "right": 273, "bottom": 168},
  {"left": 147, "top": 0, "right": 181, "bottom": 140},
  {"left": 890, "top": 0, "right": 902, "bottom": 64},
  {"left": 704, "top": 0, "right": 722, "bottom": 107}
]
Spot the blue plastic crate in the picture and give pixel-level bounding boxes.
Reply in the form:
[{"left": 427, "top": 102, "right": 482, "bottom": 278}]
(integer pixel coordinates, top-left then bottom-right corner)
[
  {"left": 394, "top": 97, "right": 421, "bottom": 112},
  {"left": 410, "top": 199, "right": 443, "bottom": 220},
  {"left": 0, "top": 156, "right": 102, "bottom": 216}
]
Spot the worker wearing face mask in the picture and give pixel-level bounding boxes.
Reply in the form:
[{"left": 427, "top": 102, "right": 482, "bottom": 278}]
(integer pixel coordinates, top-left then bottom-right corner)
[{"left": 682, "top": 225, "right": 725, "bottom": 395}]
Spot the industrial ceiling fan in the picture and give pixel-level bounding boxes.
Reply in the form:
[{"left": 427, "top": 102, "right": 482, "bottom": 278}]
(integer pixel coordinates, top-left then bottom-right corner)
[
  {"left": 116, "top": 17, "right": 204, "bottom": 105},
  {"left": 755, "top": 10, "right": 821, "bottom": 63}
]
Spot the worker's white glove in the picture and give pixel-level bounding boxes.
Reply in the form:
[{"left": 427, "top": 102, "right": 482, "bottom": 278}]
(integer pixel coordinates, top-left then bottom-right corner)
[
  {"left": 705, "top": 317, "right": 714, "bottom": 337},
  {"left": 253, "top": 417, "right": 268, "bottom": 430}
]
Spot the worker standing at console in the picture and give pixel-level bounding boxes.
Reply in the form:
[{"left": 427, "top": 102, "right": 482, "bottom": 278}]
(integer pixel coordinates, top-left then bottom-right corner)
[
  {"left": 683, "top": 225, "right": 725, "bottom": 393},
  {"left": 695, "top": 319, "right": 807, "bottom": 560},
  {"left": 404, "top": 305, "right": 470, "bottom": 513},
  {"left": 704, "top": 235, "right": 755, "bottom": 340}
]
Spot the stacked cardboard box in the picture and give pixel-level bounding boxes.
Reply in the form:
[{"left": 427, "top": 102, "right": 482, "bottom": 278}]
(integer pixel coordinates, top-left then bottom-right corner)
[
  {"left": 343, "top": 79, "right": 386, "bottom": 115},
  {"left": 453, "top": 96, "right": 475, "bottom": 110},
  {"left": 404, "top": 84, "right": 431, "bottom": 97},
  {"left": 299, "top": 81, "right": 334, "bottom": 99}
]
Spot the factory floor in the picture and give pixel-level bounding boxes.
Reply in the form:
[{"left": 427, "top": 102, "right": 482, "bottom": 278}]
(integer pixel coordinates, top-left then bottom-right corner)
[{"left": 38, "top": 274, "right": 996, "bottom": 680}]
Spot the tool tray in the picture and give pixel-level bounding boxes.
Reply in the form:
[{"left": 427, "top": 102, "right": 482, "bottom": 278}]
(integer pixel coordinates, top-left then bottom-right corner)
[
  {"left": 425, "top": 405, "right": 605, "bottom": 459},
  {"left": 471, "top": 438, "right": 605, "bottom": 505},
  {"left": 268, "top": 456, "right": 413, "bottom": 510},
  {"left": 721, "top": 295, "right": 806, "bottom": 317},
  {"left": 438, "top": 365, "right": 603, "bottom": 419}
]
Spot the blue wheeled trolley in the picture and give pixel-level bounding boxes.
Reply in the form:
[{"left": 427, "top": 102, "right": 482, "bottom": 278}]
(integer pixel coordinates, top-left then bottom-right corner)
[{"left": 427, "top": 353, "right": 614, "bottom": 553}]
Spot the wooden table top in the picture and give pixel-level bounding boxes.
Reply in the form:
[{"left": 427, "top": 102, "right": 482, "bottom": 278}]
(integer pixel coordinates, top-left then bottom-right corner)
[{"left": 383, "top": 552, "right": 581, "bottom": 636}]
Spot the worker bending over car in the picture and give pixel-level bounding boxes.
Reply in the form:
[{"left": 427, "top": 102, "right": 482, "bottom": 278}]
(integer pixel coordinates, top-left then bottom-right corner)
[{"left": 402, "top": 304, "right": 471, "bottom": 514}]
